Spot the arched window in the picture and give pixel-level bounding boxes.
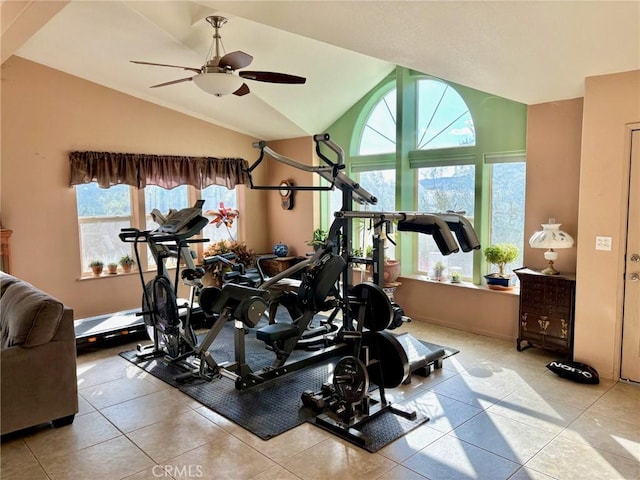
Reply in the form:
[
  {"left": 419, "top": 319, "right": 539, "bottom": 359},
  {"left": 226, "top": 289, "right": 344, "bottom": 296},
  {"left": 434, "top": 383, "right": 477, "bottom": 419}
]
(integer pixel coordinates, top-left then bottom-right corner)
[
  {"left": 334, "top": 69, "right": 526, "bottom": 283},
  {"left": 416, "top": 78, "right": 475, "bottom": 150},
  {"left": 358, "top": 88, "right": 397, "bottom": 155}
]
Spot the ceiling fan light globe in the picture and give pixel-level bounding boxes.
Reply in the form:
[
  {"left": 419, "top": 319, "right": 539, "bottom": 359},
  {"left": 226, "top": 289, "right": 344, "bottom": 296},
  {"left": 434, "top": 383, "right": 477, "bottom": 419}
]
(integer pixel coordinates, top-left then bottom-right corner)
[{"left": 193, "top": 72, "right": 244, "bottom": 96}]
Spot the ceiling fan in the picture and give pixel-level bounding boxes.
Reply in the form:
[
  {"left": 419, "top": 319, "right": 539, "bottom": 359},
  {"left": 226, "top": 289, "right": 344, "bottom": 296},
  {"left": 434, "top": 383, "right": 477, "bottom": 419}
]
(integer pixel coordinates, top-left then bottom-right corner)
[{"left": 131, "top": 16, "right": 306, "bottom": 97}]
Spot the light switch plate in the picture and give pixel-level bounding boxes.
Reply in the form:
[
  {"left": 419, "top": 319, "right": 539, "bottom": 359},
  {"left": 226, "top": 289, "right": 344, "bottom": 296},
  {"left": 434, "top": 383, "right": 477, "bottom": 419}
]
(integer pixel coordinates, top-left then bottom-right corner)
[{"left": 595, "top": 236, "right": 612, "bottom": 251}]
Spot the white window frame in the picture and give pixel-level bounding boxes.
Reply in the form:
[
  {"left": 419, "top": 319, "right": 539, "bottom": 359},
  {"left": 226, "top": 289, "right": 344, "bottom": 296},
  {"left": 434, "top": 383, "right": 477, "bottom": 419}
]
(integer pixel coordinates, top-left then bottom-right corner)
[{"left": 76, "top": 185, "right": 238, "bottom": 277}]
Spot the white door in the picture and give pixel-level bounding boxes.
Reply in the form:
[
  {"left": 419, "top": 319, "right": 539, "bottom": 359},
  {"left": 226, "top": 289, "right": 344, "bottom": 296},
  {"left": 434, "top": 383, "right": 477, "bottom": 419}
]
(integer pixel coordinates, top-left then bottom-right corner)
[{"left": 621, "top": 127, "right": 640, "bottom": 382}]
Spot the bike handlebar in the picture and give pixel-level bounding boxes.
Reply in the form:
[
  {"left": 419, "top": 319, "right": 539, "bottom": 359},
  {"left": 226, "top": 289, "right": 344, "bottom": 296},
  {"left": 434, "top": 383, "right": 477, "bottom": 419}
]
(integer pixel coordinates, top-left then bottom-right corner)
[
  {"left": 119, "top": 227, "right": 209, "bottom": 246},
  {"left": 202, "top": 252, "right": 238, "bottom": 268}
]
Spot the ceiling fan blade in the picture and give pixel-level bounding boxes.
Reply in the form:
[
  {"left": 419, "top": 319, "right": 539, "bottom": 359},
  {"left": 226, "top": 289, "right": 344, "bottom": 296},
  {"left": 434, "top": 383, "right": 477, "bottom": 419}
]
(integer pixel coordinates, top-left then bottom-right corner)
[
  {"left": 131, "top": 60, "right": 201, "bottom": 74},
  {"left": 239, "top": 71, "right": 306, "bottom": 84},
  {"left": 219, "top": 51, "right": 253, "bottom": 70},
  {"left": 233, "top": 83, "right": 250, "bottom": 96},
  {"left": 150, "top": 77, "right": 194, "bottom": 88}
]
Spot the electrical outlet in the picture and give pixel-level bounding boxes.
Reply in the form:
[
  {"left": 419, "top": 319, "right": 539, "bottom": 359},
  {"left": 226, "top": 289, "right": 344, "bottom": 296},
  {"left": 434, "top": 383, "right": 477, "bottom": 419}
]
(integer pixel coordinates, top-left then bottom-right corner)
[{"left": 595, "top": 236, "right": 612, "bottom": 251}]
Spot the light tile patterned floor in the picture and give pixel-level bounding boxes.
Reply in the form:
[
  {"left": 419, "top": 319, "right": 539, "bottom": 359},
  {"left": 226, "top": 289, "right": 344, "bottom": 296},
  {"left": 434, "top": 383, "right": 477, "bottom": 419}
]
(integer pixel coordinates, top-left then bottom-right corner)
[{"left": 1, "top": 321, "right": 639, "bottom": 480}]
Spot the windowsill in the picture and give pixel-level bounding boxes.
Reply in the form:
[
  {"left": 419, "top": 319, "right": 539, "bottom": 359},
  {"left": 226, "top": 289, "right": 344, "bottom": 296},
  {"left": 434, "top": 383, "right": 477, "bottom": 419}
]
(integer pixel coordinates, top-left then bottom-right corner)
[
  {"left": 399, "top": 274, "right": 520, "bottom": 295},
  {"left": 78, "top": 270, "right": 140, "bottom": 281}
]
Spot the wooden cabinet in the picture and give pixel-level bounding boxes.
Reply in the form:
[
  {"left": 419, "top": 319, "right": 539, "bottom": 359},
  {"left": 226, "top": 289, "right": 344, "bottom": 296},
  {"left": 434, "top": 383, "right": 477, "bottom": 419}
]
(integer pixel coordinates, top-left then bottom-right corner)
[
  {"left": 0, "top": 229, "right": 12, "bottom": 274},
  {"left": 258, "top": 256, "right": 305, "bottom": 278},
  {"left": 514, "top": 267, "right": 576, "bottom": 357}
]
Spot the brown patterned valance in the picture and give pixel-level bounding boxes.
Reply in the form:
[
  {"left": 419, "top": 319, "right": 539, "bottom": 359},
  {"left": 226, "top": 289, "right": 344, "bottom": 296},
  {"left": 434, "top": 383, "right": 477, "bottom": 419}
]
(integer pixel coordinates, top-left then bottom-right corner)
[{"left": 69, "top": 151, "right": 248, "bottom": 189}]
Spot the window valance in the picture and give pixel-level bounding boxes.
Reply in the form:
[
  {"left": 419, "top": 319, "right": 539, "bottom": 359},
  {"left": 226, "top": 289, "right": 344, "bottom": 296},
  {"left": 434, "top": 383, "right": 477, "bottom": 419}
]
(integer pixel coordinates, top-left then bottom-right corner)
[{"left": 69, "top": 151, "right": 249, "bottom": 190}]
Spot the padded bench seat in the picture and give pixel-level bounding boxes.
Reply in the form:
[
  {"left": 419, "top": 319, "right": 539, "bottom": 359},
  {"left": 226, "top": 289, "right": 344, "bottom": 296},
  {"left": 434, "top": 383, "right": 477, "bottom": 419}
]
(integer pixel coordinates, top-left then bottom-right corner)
[{"left": 256, "top": 322, "right": 299, "bottom": 345}]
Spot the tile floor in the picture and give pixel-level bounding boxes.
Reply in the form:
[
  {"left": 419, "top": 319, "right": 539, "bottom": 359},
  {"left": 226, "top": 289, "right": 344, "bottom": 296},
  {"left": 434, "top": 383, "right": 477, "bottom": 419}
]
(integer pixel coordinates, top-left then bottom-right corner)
[{"left": 1, "top": 321, "right": 639, "bottom": 480}]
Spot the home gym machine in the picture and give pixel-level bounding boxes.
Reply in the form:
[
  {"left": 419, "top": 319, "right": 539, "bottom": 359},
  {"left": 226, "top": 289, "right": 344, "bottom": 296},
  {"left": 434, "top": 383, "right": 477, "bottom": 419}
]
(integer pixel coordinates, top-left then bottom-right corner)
[
  {"left": 248, "top": 133, "right": 480, "bottom": 446},
  {"left": 193, "top": 244, "right": 347, "bottom": 388}
]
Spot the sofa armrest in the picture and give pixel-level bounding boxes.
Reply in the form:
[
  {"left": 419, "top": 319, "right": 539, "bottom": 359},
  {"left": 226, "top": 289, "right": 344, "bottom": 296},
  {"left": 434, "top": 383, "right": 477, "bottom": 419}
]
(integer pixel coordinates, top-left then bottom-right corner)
[{"left": 0, "top": 307, "right": 78, "bottom": 435}]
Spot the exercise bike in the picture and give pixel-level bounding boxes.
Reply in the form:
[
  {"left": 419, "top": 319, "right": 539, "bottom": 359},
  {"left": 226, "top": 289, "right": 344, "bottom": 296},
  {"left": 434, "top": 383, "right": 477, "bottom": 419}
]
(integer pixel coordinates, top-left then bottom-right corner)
[{"left": 119, "top": 202, "right": 217, "bottom": 364}]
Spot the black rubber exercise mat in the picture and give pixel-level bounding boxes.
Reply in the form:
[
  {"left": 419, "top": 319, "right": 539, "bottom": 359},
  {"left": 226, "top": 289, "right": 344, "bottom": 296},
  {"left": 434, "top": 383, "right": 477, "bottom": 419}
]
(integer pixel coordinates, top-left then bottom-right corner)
[
  {"left": 120, "top": 314, "right": 458, "bottom": 452},
  {"left": 180, "top": 357, "right": 338, "bottom": 439}
]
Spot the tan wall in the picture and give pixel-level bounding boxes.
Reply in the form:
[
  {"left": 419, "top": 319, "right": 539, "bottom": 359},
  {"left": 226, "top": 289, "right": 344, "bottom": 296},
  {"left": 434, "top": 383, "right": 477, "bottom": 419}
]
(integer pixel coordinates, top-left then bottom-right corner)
[
  {"left": 574, "top": 70, "right": 640, "bottom": 380},
  {"left": 395, "top": 279, "right": 519, "bottom": 340},
  {"left": 524, "top": 99, "right": 583, "bottom": 273},
  {"left": 263, "top": 136, "right": 317, "bottom": 257},
  {"left": 1, "top": 56, "right": 269, "bottom": 318}
]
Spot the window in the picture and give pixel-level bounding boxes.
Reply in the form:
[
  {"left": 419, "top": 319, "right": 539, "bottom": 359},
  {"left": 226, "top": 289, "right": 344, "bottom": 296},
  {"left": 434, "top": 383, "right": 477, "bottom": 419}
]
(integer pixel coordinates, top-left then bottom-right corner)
[
  {"left": 323, "top": 169, "right": 396, "bottom": 259},
  {"left": 201, "top": 185, "right": 238, "bottom": 244},
  {"left": 417, "top": 165, "right": 475, "bottom": 278},
  {"left": 334, "top": 68, "right": 527, "bottom": 284},
  {"left": 356, "top": 169, "right": 396, "bottom": 259},
  {"left": 76, "top": 184, "right": 238, "bottom": 276},
  {"left": 358, "top": 88, "right": 396, "bottom": 155},
  {"left": 76, "top": 183, "right": 133, "bottom": 272},
  {"left": 416, "top": 79, "right": 475, "bottom": 149},
  {"left": 145, "top": 185, "right": 189, "bottom": 231},
  {"left": 143, "top": 185, "right": 189, "bottom": 267},
  {"left": 489, "top": 158, "right": 526, "bottom": 270}
]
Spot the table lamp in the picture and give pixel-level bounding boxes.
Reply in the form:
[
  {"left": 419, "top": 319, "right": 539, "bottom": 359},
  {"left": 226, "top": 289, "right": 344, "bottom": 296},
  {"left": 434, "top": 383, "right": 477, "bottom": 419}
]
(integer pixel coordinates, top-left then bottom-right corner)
[{"left": 528, "top": 219, "right": 575, "bottom": 275}]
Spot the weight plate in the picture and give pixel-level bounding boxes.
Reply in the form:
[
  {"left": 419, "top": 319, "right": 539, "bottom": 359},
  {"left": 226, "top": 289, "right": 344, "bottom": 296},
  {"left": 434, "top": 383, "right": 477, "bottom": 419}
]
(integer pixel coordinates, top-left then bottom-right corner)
[
  {"left": 362, "top": 330, "right": 410, "bottom": 388},
  {"left": 351, "top": 282, "right": 393, "bottom": 331},
  {"left": 333, "top": 356, "right": 370, "bottom": 403}
]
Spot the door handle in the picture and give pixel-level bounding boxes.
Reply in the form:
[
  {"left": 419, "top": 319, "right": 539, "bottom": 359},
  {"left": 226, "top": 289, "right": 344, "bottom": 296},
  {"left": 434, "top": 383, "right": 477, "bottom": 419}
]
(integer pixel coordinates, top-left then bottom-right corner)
[
  {"left": 631, "top": 254, "right": 640, "bottom": 263},
  {"left": 630, "top": 273, "right": 640, "bottom": 282}
]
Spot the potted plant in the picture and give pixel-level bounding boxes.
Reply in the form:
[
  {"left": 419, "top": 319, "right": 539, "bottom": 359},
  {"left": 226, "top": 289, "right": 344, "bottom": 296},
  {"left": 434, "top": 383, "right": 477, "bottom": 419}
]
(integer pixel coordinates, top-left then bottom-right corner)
[
  {"left": 307, "top": 228, "right": 328, "bottom": 251},
  {"left": 89, "top": 260, "right": 104, "bottom": 277},
  {"left": 202, "top": 240, "right": 256, "bottom": 287},
  {"left": 119, "top": 254, "right": 135, "bottom": 273},
  {"left": 450, "top": 267, "right": 462, "bottom": 283},
  {"left": 107, "top": 262, "right": 118, "bottom": 275},
  {"left": 360, "top": 244, "right": 401, "bottom": 284},
  {"left": 433, "top": 261, "right": 446, "bottom": 281},
  {"left": 484, "top": 243, "right": 519, "bottom": 290}
]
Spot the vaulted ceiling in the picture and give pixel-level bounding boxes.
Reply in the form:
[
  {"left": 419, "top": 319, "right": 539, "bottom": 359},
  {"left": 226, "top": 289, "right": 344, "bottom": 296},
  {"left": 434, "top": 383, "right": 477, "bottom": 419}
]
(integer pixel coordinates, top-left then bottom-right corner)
[{"left": 3, "top": 1, "right": 639, "bottom": 140}]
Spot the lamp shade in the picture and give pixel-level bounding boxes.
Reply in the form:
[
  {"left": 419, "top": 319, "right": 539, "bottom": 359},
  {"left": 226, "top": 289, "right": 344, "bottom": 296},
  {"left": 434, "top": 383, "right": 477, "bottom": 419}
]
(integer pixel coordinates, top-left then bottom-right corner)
[
  {"left": 192, "top": 72, "right": 244, "bottom": 96},
  {"left": 529, "top": 223, "right": 575, "bottom": 249}
]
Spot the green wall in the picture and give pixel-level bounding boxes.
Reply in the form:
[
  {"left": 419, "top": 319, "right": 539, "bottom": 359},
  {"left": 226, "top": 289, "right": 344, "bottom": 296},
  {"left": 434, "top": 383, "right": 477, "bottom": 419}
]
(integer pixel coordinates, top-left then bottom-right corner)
[
  {"left": 323, "top": 66, "right": 527, "bottom": 282},
  {"left": 326, "top": 67, "right": 527, "bottom": 164}
]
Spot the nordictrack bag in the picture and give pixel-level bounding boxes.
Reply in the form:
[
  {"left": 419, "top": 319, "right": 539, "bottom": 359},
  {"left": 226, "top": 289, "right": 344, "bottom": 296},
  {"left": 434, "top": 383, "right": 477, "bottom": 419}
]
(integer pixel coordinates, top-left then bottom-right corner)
[{"left": 546, "top": 360, "right": 600, "bottom": 384}]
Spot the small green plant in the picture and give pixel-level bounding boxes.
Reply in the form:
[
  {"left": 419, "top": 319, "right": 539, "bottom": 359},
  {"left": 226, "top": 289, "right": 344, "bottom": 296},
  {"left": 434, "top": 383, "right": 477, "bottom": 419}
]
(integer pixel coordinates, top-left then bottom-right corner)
[
  {"left": 484, "top": 243, "right": 519, "bottom": 276},
  {"left": 89, "top": 259, "right": 104, "bottom": 276},
  {"left": 107, "top": 262, "right": 118, "bottom": 268},
  {"left": 434, "top": 261, "right": 446, "bottom": 280},
  {"left": 307, "top": 228, "right": 328, "bottom": 247},
  {"left": 119, "top": 254, "right": 135, "bottom": 267},
  {"left": 450, "top": 267, "right": 462, "bottom": 283}
]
